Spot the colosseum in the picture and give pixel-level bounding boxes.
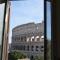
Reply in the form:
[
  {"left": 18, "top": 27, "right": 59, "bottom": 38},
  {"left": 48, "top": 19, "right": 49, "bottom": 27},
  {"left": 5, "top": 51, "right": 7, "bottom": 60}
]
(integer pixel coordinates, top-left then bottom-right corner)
[{"left": 10, "top": 21, "right": 44, "bottom": 58}]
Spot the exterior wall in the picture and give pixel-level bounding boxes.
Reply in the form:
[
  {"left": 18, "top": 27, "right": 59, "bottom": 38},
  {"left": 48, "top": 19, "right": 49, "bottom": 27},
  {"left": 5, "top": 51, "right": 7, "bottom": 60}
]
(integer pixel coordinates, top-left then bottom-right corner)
[{"left": 11, "top": 21, "right": 44, "bottom": 58}]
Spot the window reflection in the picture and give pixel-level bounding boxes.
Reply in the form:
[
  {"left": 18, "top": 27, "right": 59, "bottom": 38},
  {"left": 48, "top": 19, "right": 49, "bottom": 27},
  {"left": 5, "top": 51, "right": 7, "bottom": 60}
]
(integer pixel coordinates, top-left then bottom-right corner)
[
  {"left": 46, "top": 1, "right": 51, "bottom": 60},
  {"left": 0, "top": 3, "right": 5, "bottom": 60}
]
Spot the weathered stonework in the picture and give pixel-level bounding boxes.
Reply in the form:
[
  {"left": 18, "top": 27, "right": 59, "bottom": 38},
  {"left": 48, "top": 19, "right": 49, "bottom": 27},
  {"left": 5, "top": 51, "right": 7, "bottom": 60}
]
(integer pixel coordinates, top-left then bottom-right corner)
[{"left": 11, "top": 21, "right": 44, "bottom": 58}]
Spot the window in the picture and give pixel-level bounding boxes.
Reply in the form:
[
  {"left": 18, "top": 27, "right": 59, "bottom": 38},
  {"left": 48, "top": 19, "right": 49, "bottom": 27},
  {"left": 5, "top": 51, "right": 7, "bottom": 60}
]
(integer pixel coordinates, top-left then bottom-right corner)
[
  {"left": 24, "top": 36, "right": 26, "bottom": 42},
  {"left": 40, "top": 45, "right": 44, "bottom": 52},
  {"left": 23, "top": 45, "right": 25, "bottom": 50},
  {"left": 40, "top": 49, "right": 44, "bottom": 52},
  {"left": 41, "top": 46, "right": 44, "bottom": 48},
  {"left": 35, "top": 36, "right": 39, "bottom": 42},
  {"left": 16, "top": 36, "right": 20, "bottom": 40},
  {"left": 37, "top": 38, "right": 39, "bottom": 41},
  {"left": 0, "top": 0, "right": 53, "bottom": 60},
  {"left": 27, "top": 45, "right": 29, "bottom": 51},
  {"left": 36, "top": 46, "right": 39, "bottom": 51},
  {"left": 7, "top": 0, "right": 44, "bottom": 60},
  {"left": 0, "top": 3, "right": 5, "bottom": 60},
  {"left": 27, "top": 37, "right": 30, "bottom": 42},
  {"left": 31, "top": 46, "right": 34, "bottom": 51},
  {"left": 21, "top": 37, "right": 23, "bottom": 42},
  {"left": 46, "top": 1, "right": 51, "bottom": 60},
  {"left": 32, "top": 39, "right": 34, "bottom": 42},
  {"left": 31, "top": 36, "right": 34, "bottom": 42}
]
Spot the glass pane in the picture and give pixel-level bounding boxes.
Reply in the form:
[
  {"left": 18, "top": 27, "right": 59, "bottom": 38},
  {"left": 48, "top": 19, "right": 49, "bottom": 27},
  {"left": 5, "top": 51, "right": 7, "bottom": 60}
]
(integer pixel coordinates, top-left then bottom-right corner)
[
  {"left": 0, "top": 3, "right": 5, "bottom": 60},
  {"left": 8, "top": 0, "right": 44, "bottom": 60},
  {"left": 46, "top": 1, "right": 51, "bottom": 60}
]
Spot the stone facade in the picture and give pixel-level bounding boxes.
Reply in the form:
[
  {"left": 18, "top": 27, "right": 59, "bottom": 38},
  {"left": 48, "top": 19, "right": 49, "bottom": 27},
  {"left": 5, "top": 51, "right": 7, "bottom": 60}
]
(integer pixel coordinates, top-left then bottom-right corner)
[{"left": 10, "top": 21, "right": 44, "bottom": 58}]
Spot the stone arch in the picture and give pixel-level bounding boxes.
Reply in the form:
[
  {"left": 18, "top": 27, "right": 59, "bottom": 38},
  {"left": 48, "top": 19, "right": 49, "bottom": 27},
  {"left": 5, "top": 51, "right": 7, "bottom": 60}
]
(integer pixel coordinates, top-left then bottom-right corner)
[
  {"left": 27, "top": 37, "right": 30, "bottom": 42},
  {"left": 31, "top": 36, "right": 34, "bottom": 42},
  {"left": 35, "top": 36, "right": 39, "bottom": 42},
  {"left": 40, "top": 35, "right": 44, "bottom": 42}
]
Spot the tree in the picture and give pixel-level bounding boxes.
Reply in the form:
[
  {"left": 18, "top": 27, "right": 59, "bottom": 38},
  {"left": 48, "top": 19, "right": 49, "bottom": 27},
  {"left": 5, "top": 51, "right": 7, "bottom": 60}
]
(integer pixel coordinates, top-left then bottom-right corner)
[
  {"left": 34, "top": 55, "right": 44, "bottom": 60},
  {"left": 8, "top": 51, "right": 27, "bottom": 60}
]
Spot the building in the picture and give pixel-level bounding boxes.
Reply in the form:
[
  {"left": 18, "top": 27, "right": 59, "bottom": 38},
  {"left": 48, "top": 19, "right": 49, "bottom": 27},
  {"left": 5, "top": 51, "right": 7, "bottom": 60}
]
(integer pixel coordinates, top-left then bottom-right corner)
[{"left": 10, "top": 21, "right": 44, "bottom": 58}]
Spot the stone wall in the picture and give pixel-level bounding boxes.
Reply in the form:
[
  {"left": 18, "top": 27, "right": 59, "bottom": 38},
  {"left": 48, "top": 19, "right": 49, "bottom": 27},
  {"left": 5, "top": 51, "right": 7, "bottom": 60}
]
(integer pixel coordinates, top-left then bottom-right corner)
[{"left": 11, "top": 21, "right": 44, "bottom": 58}]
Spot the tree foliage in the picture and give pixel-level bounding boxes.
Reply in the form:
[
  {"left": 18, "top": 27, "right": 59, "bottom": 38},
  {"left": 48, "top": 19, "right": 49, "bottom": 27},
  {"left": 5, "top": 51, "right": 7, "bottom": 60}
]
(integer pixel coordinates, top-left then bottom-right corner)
[
  {"left": 34, "top": 55, "right": 44, "bottom": 60},
  {"left": 8, "top": 51, "right": 27, "bottom": 60}
]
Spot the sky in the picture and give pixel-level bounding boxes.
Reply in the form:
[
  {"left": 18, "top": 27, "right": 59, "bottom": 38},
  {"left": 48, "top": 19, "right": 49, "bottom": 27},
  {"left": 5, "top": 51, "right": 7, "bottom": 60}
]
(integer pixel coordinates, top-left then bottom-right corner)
[{"left": 10, "top": 0, "right": 44, "bottom": 28}]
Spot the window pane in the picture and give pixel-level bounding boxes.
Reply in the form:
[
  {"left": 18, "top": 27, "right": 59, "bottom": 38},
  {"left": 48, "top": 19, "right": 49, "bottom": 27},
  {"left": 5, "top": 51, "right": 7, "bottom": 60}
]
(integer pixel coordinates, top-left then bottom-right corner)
[
  {"left": 0, "top": 3, "right": 5, "bottom": 60},
  {"left": 46, "top": 1, "right": 51, "bottom": 60}
]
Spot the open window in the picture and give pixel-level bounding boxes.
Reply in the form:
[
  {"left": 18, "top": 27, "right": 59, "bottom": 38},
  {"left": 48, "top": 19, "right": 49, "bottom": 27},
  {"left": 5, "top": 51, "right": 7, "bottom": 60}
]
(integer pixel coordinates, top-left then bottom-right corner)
[
  {"left": 0, "top": 3, "right": 5, "bottom": 60},
  {"left": 8, "top": 0, "right": 44, "bottom": 60},
  {"left": 0, "top": 0, "right": 52, "bottom": 60}
]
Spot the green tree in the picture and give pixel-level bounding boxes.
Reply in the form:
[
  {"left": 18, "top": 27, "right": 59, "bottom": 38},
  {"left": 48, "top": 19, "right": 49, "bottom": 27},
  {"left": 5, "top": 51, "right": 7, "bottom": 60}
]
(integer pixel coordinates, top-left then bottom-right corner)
[
  {"left": 34, "top": 55, "right": 44, "bottom": 60},
  {"left": 8, "top": 51, "right": 27, "bottom": 60}
]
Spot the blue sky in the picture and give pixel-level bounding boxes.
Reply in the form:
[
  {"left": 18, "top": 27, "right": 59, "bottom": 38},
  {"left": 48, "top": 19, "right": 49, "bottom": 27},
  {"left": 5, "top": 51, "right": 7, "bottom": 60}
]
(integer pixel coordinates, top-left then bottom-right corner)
[{"left": 10, "top": 0, "right": 44, "bottom": 29}]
